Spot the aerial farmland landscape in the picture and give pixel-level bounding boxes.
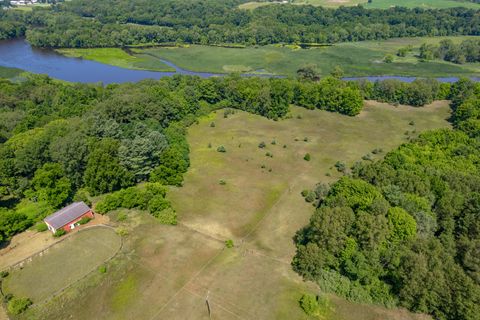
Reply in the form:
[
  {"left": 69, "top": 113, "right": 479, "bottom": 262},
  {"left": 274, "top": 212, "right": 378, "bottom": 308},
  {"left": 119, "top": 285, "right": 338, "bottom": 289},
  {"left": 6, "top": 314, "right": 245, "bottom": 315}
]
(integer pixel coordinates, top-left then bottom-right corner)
[{"left": 0, "top": 1, "right": 479, "bottom": 320}]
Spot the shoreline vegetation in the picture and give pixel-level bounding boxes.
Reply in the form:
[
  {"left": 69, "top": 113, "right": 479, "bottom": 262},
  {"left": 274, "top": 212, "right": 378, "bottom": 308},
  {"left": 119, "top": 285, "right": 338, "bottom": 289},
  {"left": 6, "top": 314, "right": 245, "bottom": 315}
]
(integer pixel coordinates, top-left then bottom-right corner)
[{"left": 53, "top": 36, "right": 480, "bottom": 78}]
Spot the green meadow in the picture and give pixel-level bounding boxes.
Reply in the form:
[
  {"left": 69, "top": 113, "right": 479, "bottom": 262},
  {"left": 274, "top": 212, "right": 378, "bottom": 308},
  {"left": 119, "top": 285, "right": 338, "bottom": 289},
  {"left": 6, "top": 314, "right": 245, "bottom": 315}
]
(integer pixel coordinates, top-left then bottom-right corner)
[
  {"left": 0, "top": 66, "right": 23, "bottom": 79},
  {"left": 18, "top": 102, "right": 449, "bottom": 320},
  {"left": 136, "top": 36, "right": 480, "bottom": 77},
  {"left": 56, "top": 48, "right": 175, "bottom": 72}
]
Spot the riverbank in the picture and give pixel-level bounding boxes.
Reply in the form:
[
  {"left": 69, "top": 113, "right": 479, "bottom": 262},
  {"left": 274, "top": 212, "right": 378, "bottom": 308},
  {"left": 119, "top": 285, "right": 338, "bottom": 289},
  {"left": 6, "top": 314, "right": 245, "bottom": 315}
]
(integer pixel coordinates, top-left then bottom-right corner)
[
  {"left": 55, "top": 36, "right": 480, "bottom": 78},
  {"left": 56, "top": 48, "right": 175, "bottom": 72},
  {"left": 1, "top": 38, "right": 479, "bottom": 84}
]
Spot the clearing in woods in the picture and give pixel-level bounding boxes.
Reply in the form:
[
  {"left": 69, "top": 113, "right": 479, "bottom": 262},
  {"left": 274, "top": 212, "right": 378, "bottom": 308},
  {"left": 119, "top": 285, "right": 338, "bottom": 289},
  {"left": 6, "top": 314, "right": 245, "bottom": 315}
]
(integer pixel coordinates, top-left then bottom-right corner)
[{"left": 15, "top": 102, "right": 450, "bottom": 319}]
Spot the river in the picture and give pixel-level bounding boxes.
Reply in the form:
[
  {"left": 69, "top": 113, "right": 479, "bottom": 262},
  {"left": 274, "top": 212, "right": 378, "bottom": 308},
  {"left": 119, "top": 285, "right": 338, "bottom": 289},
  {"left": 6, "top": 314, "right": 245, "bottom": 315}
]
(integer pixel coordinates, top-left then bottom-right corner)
[{"left": 0, "top": 39, "right": 478, "bottom": 84}]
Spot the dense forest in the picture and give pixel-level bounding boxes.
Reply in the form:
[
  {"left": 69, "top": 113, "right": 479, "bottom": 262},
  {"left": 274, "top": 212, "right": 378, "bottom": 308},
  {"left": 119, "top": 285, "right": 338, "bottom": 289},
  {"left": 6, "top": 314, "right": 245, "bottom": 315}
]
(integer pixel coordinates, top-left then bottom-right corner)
[
  {"left": 0, "top": 73, "right": 447, "bottom": 243},
  {"left": 420, "top": 39, "right": 480, "bottom": 64},
  {"left": 0, "top": 1, "right": 479, "bottom": 47},
  {"left": 293, "top": 78, "right": 480, "bottom": 320}
]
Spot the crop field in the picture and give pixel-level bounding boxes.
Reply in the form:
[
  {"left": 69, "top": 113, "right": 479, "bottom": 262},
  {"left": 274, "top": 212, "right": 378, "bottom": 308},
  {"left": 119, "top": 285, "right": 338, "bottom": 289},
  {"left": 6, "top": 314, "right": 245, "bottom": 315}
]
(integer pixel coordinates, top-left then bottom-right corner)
[
  {"left": 2, "top": 227, "right": 121, "bottom": 303},
  {"left": 130, "top": 37, "right": 480, "bottom": 77},
  {"left": 240, "top": 0, "right": 480, "bottom": 8},
  {"left": 15, "top": 101, "right": 450, "bottom": 320},
  {"left": 56, "top": 48, "right": 175, "bottom": 72}
]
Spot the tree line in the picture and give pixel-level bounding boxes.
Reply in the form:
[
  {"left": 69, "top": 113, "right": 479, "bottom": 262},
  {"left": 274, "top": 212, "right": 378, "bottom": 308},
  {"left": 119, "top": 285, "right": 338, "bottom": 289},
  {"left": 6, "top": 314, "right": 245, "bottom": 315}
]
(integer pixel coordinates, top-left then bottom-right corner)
[
  {"left": 0, "top": 73, "right": 457, "bottom": 243},
  {"left": 292, "top": 78, "right": 480, "bottom": 320},
  {"left": 1, "top": 1, "right": 480, "bottom": 47},
  {"left": 420, "top": 39, "right": 480, "bottom": 64}
]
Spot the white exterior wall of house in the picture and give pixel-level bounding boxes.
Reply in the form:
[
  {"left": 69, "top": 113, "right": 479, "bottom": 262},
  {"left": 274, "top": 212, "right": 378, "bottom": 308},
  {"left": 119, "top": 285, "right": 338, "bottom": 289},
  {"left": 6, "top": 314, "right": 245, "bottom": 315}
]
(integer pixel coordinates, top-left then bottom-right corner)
[{"left": 46, "top": 223, "right": 56, "bottom": 234}]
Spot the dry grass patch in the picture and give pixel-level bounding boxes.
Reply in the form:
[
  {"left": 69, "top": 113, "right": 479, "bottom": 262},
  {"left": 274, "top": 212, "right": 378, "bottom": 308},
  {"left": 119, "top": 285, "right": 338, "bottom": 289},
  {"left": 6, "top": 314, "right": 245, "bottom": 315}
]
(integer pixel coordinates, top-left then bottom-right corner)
[{"left": 3, "top": 227, "right": 121, "bottom": 303}]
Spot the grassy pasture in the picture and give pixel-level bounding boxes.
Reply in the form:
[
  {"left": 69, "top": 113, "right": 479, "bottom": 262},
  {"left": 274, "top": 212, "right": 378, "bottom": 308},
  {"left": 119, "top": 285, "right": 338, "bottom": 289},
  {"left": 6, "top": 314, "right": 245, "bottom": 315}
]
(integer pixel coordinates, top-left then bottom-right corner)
[
  {"left": 2, "top": 227, "right": 121, "bottom": 303},
  {"left": 132, "top": 36, "right": 480, "bottom": 77},
  {"left": 56, "top": 48, "right": 175, "bottom": 72},
  {"left": 14, "top": 102, "right": 450, "bottom": 320}
]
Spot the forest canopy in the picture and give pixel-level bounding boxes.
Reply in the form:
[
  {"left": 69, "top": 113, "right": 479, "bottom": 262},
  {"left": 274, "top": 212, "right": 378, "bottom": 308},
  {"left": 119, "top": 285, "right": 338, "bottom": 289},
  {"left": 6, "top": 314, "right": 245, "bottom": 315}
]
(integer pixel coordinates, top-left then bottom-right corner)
[
  {"left": 0, "top": 74, "right": 450, "bottom": 243},
  {"left": 293, "top": 79, "right": 480, "bottom": 320},
  {"left": 0, "top": 1, "right": 479, "bottom": 47}
]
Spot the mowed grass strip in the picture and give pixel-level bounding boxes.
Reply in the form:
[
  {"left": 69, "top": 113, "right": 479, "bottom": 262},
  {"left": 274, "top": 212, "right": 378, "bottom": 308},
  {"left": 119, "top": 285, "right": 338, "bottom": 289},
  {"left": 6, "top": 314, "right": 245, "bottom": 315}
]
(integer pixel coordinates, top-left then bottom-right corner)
[
  {"left": 3, "top": 227, "right": 121, "bottom": 303},
  {"left": 140, "top": 36, "right": 480, "bottom": 77}
]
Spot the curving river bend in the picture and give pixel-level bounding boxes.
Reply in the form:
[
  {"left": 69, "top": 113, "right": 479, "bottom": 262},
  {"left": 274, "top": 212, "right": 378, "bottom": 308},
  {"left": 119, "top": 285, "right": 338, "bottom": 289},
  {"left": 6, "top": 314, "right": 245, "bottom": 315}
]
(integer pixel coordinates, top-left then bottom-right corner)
[{"left": 0, "top": 39, "right": 478, "bottom": 84}]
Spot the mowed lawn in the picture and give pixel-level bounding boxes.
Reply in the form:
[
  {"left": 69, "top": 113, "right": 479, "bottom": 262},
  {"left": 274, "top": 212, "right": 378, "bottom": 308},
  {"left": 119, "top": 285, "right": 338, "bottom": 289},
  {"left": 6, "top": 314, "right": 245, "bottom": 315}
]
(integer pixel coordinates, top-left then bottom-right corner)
[
  {"left": 139, "top": 36, "right": 480, "bottom": 77},
  {"left": 18, "top": 102, "right": 449, "bottom": 320},
  {"left": 3, "top": 227, "right": 121, "bottom": 303}
]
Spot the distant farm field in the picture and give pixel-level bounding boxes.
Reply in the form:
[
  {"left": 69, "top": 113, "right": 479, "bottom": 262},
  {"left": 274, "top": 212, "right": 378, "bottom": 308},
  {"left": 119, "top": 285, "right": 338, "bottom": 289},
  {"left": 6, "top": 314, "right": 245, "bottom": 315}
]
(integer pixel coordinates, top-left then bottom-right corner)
[
  {"left": 2, "top": 227, "right": 121, "bottom": 303},
  {"left": 137, "top": 36, "right": 480, "bottom": 77},
  {"left": 240, "top": 0, "right": 480, "bottom": 8}
]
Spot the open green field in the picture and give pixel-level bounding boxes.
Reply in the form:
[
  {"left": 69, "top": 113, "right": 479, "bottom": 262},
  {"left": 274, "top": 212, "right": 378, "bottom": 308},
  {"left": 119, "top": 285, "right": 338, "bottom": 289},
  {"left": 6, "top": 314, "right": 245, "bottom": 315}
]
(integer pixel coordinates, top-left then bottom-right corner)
[
  {"left": 56, "top": 48, "right": 175, "bottom": 72},
  {"left": 2, "top": 227, "right": 121, "bottom": 303},
  {"left": 240, "top": 0, "right": 480, "bottom": 8},
  {"left": 0, "top": 66, "right": 22, "bottom": 79},
  {"left": 16, "top": 101, "right": 450, "bottom": 320},
  {"left": 137, "top": 36, "right": 480, "bottom": 77}
]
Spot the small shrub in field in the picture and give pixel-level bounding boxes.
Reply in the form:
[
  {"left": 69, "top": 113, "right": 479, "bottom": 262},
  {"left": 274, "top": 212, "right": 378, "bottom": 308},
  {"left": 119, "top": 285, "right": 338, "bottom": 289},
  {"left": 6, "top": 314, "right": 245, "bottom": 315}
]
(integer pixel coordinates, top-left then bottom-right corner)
[
  {"left": 258, "top": 141, "right": 266, "bottom": 148},
  {"left": 77, "top": 217, "right": 91, "bottom": 225},
  {"left": 53, "top": 229, "right": 66, "bottom": 238},
  {"left": 154, "top": 208, "right": 177, "bottom": 225},
  {"left": 362, "top": 153, "right": 372, "bottom": 161},
  {"left": 98, "top": 265, "right": 107, "bottom": 274},
  {"left": 303, "top": 137, "right": 309, "bottom": 142},
  {"left": 219, "top": 179, "right": 226, "bottom": 185},
  {"left": 3, "top": 293, "right": 13, "bottom": 303},
  {"left": 299, "top": 293, "right": 319, "bottom": 316},
  {"left": 305, "top": 191, "right": 316, "bottom": 203},
  {"left": 301, "top": 190, "right": 309, "bottom": 197},
  {"left": 335, "top": 161, "right": 346, "bottom": 172},
  {"left": 117, "top": 212, "right": 127, "bottom": 222},
  {"left": 304, "top": 153, "right": 311, "bottom": 161},
  {"left": 225, "top": 239, "right": 234, "bottom": 248},
  {"left": 384, "top": 54, "right": 394, "bottom": 63},
  {"left": 409, "top": 120, "right": 415, "bottom": 126},
  {"left": 0, "top": 271, "right": 9, "bottom": 278},
  {"left": 283, "top": 144, "right": 287, "bottom": 148},
  {"left": 35, "top": 222, "right": 48, "bottom": 232},
  {"left": 208, "top": 143, "right": 212, "bottom": 148},
  {"left": 372, "top": 148, "right": 382, "bottom": 154},
  {"left": 7, "top": 297, "right": 32, "bottom": 315},
  {"left": 116, "top": 227, "right": 129, "bottom": 237},
  {"left": 271, "top": 140, "right": 276, "bottom": 145},
  {"left": 217, "top": 146, "right": 226, "bottom": 153},
  {"left": 210, "top": 122, "right": 216, "bottom": 127},
  {"left": 266, "top": 152, "right": 273, "bottom": 158},
  {"left": 268, "top": 168, "right": 272, "bottom": 172},
  {"left": 261, "top": 164, "right": 266, "bottom": 169},
  {"left": 297, "top": 114, "right": 302, "bottom": 119}
]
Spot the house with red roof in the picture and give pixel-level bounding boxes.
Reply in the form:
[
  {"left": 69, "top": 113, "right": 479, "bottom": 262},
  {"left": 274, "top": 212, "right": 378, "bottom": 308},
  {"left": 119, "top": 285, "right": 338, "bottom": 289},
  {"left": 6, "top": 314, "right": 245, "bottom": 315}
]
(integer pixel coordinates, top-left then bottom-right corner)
[{"left": 44, "top": 202, "right": 94, "bottom": 234}]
